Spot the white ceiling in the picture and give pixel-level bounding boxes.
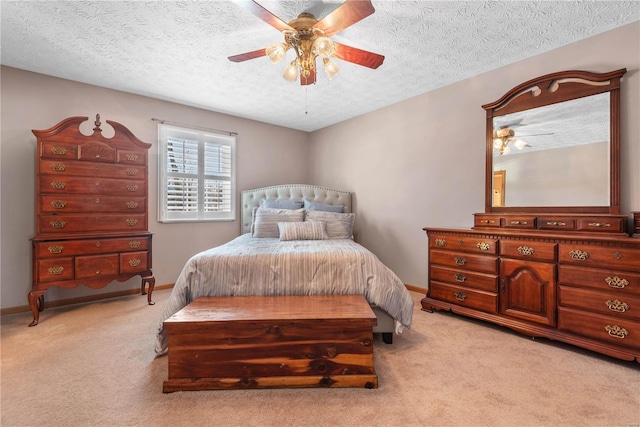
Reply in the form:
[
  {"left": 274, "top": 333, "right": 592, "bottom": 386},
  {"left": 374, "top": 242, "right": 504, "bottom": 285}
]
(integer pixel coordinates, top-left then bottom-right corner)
[{"left": 1, "top": 1, "right": 638, "bottom": 132}]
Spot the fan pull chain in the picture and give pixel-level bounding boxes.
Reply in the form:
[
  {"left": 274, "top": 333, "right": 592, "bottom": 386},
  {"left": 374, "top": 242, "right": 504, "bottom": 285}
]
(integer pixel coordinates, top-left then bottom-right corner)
[{"left": 305, "top": 87, "right": 308, "bottom": 115}]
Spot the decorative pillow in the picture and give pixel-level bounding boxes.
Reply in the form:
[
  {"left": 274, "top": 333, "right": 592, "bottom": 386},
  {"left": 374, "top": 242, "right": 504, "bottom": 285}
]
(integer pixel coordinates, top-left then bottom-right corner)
[
  {"left": 261, "top": 199, "right": 304, "bottom": 210},
  {"left": 252, "top": 208, "right": 305, "bottom": 238},
  {"left": 305, "top": 210, "right": 354, "bottom": 239},
  {"left": 278, "top": 221, "right": 328, "bottom": 241},
  {"left": 303, "top": 199, "right": 344, "bottom": 213}
]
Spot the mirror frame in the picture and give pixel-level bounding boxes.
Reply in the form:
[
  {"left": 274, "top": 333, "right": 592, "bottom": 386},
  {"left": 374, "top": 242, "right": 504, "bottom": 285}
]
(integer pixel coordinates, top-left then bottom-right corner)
[{"left": 482, "top": 68, "right": 626, "bottom": 215}]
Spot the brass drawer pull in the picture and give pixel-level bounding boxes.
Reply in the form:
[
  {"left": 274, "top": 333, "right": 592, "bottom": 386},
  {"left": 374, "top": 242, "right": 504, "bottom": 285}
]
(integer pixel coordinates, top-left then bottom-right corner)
[
  {"left": 126, "top": 153, "right": 139, "bottom": 161},
  {"left": 518, "top": 246, "right": 535, "bottom": 256},
  {"left": 50, "top": 220, "right": 66, "bottom": 229},
  {"left": 454, "top": 292, "right": 467, "bottom": 302},
  {"left": 569, "top": 249, "right": 589, "bottom": 261},
  {"left": 478, "top": 219, "right": 495, "bottom": 224},
  {"left": 476, "top": 242, "right": 491, "bottom": 251},
  {"left": 605, "top": 300, "right": 629, "bottom": 313},
  {"left": 128, "top": 259, "right": 142, "bottom": 267},
  {"left": 47, "top": 245, "right": 64, "bottom": 254},
  {"left": 126, "top": 169, "right": 138, "bottom": 176},
  {"left": 454, "top": 273, "right": 466, "bottom": 283},
  {"left": 588, "top": 222, "right": 611, "bottom": 228},
  {"left": 129, "top": 240, "right": 141, "bottom": 249},
  {"left": 546, "top": 221, "right": 567, "bottom": 226},
  {"left": 50, "top": 200, "right": 67, "bottom": 209},
  {"left": 51, "top": 163, "right": 66, "bottom": 172},
  {"left": 510, "top": 220, "right": 528, "bottom": 225},
  {"left": 434, "top": 238, "right": 445, "bottom": 247},
  {"left": 605, "top": 276, "right": 629, "bottom": 289},
  {"left": 51, "top": 146, "right": 67, "bottom": 155},
  {"left": 605, "top": 325, "right": 628, "bottom": 339},
  {"left": 126, "top": 218, "right": 138, "bottom": 226},
  {"left": 126, "top": 184, "right": 139, "bottom": 192},
  {"left": 125, "top": 201, "right": 139, "bottom": 209},
  {"left": 50, "top": 181, "right": 67, "bottom": 189},
  {"left": 454, "top": 256, "right": 466, "bottom": 266},
  {"left": 613, "top": 252, "right": 622, "bottom": 260},
  {"left": 48, "top": 266, "right": 64, "bottom": 275}
]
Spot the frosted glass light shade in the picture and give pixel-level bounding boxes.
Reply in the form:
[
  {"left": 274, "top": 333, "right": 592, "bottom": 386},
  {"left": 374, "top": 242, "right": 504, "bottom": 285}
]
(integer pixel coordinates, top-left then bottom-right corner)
[
  {"left": 283, "top": 61, "right": 298, "bottom": 82},
  {"left": 323, "top": 58, "right": 339, "bottom": 79},
  {"left": 313, "top": 37, "right": 336, "bottom": 58},
  {"left": 266, "top": 43, "right": 287, "bottom": 64}
]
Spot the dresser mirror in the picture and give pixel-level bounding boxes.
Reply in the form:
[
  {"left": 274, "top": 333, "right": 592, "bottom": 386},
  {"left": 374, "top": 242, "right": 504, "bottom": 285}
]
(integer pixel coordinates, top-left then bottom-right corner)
[{"left": 482, "top": 69, "right": 626, "bottom": 214}]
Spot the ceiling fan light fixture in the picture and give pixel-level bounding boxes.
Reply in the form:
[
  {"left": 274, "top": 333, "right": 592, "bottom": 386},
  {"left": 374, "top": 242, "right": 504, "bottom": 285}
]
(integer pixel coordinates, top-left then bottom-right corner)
[
  {"left": 514, "top": 139, "right": 528, "bottom": 150},
  {"left": 283, "top": 60, "right": 299, "bottom": 82},
  {"left": 266, "top": 43, "right": 288, "bottom": 64},
  {"left": 313, "top": 36, "right": 336, "bottom": 58},
  {"left": 322, "top": 58, "right": 339, "bottom": 79}
]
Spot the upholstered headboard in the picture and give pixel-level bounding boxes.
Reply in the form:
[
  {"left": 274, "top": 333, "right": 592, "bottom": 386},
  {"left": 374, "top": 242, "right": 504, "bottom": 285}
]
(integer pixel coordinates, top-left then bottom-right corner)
[{"left": 241, "top": 184, "right": 352, "bottom": 234}]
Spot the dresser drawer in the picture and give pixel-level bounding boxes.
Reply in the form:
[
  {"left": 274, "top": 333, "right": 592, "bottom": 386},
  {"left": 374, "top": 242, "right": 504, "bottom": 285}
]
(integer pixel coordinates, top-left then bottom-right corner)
[
  {"left": 558, "top": 244, "right": 640, "bottom": 271},
  {"left": 75, "top": 254, "right": 119, "bottom": 279},
  {"left": 538, "top": 217, "right": 576, "bottom": 231},
  {"left": 40, "top": 159, "right": 146, "bottom": 180},
  {"left": 430, "top": 234, "right": 498, "bottom": 255},
  {"left": 39, "top": 214, "right": 147, "bottom": 234},
  {"left": 429, "top": 282, "right": 498, "bottom": 313},
  {"left": 500, "top": 240, "right": 557, "bottom": 262},
  {"left": 120, "top": 251, "right": 149, "bottom": 274},
  {"left": 40, "top": 175, "right": 147, "bottom": 196},
  {"left": 558, "top": 307, "right": 640, "bottom": 350},
  {"left": 576, "top": 217, "right": 625, "bottom": 233},
  {"left": 35, "top": 236, "right": 150, "bottom": 258},
  {"left": 558, "top": 265, "right": 640, "bottom": 296},
  {"left": 40, "top": 195, "right": 146, "bottom": 213},
  {"left": 430, "top": 266, "right": 498, "bottom": 292},
  {"left": 430, "top": 250, "right": 498, "bottom": 274},
  {"left": 117, "top": 150, "right": 147, "bottom": 166},
  {"left": 559, "top": 285, "right": 640, "bottom": 321},
  {"left": 40, "top": 141, "right": 78, "bottom": 160},
  {"left": 501, "top": 216, "right": 536, "bottom": 229},
  {"left": 473, "top": 214, "right": 501, "bottom": 228},
  {"left": 37, "top": 258, "right": 74, "bottom": 283}
]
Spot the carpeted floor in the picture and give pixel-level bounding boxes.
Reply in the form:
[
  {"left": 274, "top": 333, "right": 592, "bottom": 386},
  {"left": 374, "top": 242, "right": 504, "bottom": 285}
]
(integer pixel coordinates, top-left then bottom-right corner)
[{"left": 1, "top": 289, "right": 638, "bottom": 427}]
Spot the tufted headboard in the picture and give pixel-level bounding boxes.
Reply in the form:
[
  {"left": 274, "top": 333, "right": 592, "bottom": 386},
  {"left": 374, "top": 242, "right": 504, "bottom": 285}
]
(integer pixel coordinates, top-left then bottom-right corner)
[{"left": 241, "top": 184, "right": 352, "bottom": 234}]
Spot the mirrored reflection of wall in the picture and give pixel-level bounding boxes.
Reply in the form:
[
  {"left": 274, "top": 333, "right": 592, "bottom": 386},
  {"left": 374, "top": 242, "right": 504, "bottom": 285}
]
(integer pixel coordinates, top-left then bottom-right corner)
[{"left": 493, "top": 142, "right": 609, "bottom": 207}]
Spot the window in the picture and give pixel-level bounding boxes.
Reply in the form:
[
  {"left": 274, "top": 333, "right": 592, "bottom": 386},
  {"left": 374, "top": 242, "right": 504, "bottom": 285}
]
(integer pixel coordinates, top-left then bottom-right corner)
[{"left": 158, "top": 124, "right": 236, "bottom": 222}]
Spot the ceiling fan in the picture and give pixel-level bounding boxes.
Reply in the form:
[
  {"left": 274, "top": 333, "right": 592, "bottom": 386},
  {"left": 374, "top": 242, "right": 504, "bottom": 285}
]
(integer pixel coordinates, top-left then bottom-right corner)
[
  {"left": 228, "top": 0, "right": 385, "bottom": 85},
  {"left": 493, "top": 126, "right": 553, "bottom": 155}
]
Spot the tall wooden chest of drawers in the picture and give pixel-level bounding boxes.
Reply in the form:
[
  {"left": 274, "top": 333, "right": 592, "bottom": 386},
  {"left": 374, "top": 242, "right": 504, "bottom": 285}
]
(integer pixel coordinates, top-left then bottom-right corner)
[
  {"left": 29, "top": 115, "right": 155, "bottom": 326},
  {"left": 422, "top": 227, "right": 640, "bottom": 362}
]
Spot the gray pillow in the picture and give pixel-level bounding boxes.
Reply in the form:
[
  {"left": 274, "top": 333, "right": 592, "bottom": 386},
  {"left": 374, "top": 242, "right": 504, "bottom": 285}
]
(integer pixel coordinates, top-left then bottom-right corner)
[
  {"left": 252, "top": 207, "right": 305, "bottom": 238},
  {"left": 261, "top": 199, "right": 304, "bottom": 210},
  {"left": 303, "top": 199, "right": 344, "bottom": 213},
  {"left": 278, "top": 221, "right": 328, "bottom": 241},
  {"left": 305, "top": 210, "right": 354, "bottom": 239}
]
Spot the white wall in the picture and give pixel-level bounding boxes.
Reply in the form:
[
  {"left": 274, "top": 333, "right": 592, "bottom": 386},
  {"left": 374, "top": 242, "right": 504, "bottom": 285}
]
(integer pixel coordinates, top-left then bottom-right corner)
[
  {"left": 308, "top": 22, "right": 640, "bottom": 288},
  {"left": 0, "top": 67, "right": 310, "bottom": 309}
]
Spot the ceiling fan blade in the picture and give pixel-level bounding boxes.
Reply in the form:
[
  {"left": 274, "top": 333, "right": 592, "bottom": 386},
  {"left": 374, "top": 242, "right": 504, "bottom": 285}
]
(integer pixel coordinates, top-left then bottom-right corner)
[
  {"left": 228, "top": 48, "right": 267, "bottom": 63},
  {"left": 230, "top": 0, "right": 293, "bottom": 32},
  {"left": 313, "top": 0, "right": 375, "bottom": 37},
  {"left": 332, "top": 42, "right": 384, "bottom": 69},
  {"left": 300, "top": 69, "right": 317, "bottom": 86}
]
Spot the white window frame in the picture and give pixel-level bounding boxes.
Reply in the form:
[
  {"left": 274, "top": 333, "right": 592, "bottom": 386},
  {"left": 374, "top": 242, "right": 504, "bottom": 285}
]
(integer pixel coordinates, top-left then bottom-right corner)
[{"left": 158, "top": 123, "right": 236, "bottom": 223}]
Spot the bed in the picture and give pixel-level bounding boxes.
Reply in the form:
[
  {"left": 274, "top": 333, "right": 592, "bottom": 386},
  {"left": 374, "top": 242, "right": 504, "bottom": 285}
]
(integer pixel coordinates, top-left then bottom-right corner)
[{"left": 155, "top": 184, "right": 414, "bottom": 356}]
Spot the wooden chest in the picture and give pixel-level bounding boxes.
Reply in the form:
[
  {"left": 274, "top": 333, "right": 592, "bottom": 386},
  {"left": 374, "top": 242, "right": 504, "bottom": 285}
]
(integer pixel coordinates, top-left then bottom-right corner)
[{"left": 162, "top": 295, "right": 378, "bottom": 392}]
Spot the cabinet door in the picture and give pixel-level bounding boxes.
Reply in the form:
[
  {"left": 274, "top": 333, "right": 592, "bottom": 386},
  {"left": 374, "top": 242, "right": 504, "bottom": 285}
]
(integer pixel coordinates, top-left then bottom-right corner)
[{"left": 500, "top": 259, "right": 556, "bottom": 327}]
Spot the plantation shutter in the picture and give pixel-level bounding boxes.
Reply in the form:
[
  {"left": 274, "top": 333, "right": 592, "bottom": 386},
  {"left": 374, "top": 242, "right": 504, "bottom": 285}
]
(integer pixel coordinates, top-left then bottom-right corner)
[{"left": 158, "top": 124, "right": 236, "bottom": 222}]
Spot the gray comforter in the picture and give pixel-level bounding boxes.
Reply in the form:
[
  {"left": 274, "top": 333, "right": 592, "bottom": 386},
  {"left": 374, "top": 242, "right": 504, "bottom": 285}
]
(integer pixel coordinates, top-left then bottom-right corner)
[{"left": 155, "top": 234, "right": 414, "bottom": 355}]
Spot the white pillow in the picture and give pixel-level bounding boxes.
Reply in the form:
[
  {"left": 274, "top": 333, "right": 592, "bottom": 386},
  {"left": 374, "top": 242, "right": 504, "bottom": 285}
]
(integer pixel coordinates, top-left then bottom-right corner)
[
  {"left": 252, "top": 207, "right": 305, "bottom": 238},
  {"left": 278, "top": 221, "right": 328, "bottom": 241},
  {"left": 305, "top": 210, "right": 354, "bottom": 239}
]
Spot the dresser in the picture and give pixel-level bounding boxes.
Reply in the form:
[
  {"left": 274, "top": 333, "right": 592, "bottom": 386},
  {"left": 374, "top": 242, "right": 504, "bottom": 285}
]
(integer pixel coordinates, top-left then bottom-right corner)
[
  {"left": 422, "top": 69, "right": 640, "bottom": 362},
  {"left": 423, "top": 227, "right": 640, "bottom": 361},
  {"left": 29, "top": 115, "right": 155, "bottom": 326}
]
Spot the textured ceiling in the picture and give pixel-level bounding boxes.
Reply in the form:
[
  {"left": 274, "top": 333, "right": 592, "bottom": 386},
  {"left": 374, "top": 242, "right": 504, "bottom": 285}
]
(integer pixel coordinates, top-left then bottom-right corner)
[{"left": 1, "top": 1, "right": 638, "bottom": 132}]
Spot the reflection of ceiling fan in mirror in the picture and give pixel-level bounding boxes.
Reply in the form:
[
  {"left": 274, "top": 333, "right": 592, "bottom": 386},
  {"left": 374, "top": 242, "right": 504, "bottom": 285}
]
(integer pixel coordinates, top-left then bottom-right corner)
[
  {"left": 227, "top": 0, "right": 384, "bottom": 85},
  {"left": 492, "top": 126, "right": 553, "bottom": 155}
]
